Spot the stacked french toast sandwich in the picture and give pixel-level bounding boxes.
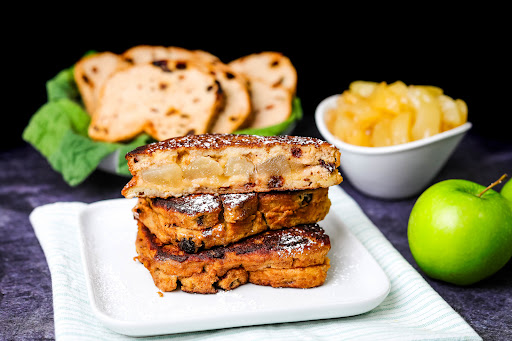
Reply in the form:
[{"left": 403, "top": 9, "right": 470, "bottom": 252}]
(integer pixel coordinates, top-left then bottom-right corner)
[{"left": 121, "top": 133, "right": 343, "bottom": 294}]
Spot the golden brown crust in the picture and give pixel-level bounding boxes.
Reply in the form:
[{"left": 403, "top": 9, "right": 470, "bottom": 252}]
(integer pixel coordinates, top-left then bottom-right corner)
[
  {"left": 126, "top": 134, "right": 333, "bottom": 157},
  {"left": 258, "top": 188, "right": 331, "bottom": 228},
  {"left": 249, "top": 259, "right": 330, "bottom": 289},
  {"left": 135, "top": 222, "right": 330, "bottom": 294},
  {"left": 134, "top": 188, "right": 330, "bottom": 253}
]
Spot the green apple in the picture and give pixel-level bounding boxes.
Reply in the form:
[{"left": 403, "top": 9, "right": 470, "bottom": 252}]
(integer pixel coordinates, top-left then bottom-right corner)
[
  {"left": 501, "top": 178, "right": 512, "bottom": 209},
  {"left": 408, "top": 177, "right": 512, "bottom": 285}
]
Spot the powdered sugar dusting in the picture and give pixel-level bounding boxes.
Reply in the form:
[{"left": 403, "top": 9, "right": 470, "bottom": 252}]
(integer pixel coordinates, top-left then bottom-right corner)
[
  {"left": 185, "top": 195, "right": 220, "bottom": 213},
  {"left": 128, "top": 133, "right": 331, "bottom": 156},
  {"left": 275, "top": 227, "right": 320, "bottom": 255},
  {"left": 159, "top": 194, "right": 221, "bottom": 215},
  {"left": 221, "top": 193, "right": 255, "bottom": 207},
  {"left": 201, "top": 224, "right": 223, "bottom": 237}
]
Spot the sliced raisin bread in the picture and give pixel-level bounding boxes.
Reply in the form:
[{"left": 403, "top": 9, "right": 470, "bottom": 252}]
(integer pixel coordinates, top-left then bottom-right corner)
[
  {"left": 88, "top": 60, "right": 223, "bottom": 142},
  {"left": 122, "top": 45, "right": 252, "bottom": 133},
  {"left": 73, "top": 52, "right": 130, "bottom": 115},
  {"left": 228, "top": 51, "right": 298, "bottom": 94},
  {"left": 245, "top": 78, "right": 292, "bottom": 128},
  {"left": 122, "top": 45, "right": 220, "bottom": 65}
]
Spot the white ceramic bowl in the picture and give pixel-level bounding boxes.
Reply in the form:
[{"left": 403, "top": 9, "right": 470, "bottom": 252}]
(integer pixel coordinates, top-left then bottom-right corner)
[{"left": 315, "top": 95, "right": 472, "bottom": 199}]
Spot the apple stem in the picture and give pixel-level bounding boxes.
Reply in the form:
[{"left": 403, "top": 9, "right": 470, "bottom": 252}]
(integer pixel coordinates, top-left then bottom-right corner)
[{"left": 478, "top": 173, "right": 508, "bottom": 198}]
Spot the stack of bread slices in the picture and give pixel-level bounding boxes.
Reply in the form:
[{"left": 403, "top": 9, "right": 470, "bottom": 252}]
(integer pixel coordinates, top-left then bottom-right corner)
[
  {"left": 122, "top": 133, "right": 343, "bottom": 294},
  {"left": 73, "top": 45, "right": 298, "bottom": 142}
]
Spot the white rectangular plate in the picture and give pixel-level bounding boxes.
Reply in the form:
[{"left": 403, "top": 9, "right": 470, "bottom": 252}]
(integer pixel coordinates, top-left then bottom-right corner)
[{"left": 78, "top": 191, "right": 390, "bottom": 337}]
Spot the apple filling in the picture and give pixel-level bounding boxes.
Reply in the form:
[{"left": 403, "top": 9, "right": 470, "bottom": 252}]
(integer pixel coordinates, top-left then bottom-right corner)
[
  {"left": 140, "top": 154, "right": 307, "bottom": 187},
  {"left": 182, "top": 156, "right": 224, "bottom": 179},
  {"left": 224, "top": 156, "right": 255, "bottom": 177},
  {"left": 255, "top": 155, "right": 291, "bottom": 176},
  {"left": 141, "top": 164, "right": 183, "bottom": 186}
]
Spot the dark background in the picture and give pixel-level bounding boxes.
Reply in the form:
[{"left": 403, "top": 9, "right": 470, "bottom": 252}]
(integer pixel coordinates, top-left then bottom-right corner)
[{"left": 6, "top": 16, "right": 510, "bottom": 149}]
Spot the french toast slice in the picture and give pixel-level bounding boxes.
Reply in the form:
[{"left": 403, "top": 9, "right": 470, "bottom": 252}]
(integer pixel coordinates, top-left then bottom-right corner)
[
  {"left": 135, "top": 221, "right": 331, "bottom": 294},
  {"left": 121, "top": 134, "right": 342, "bottom": 198},
  {"left": 134, "top": 188, "right": 331, "bottom": 253}
]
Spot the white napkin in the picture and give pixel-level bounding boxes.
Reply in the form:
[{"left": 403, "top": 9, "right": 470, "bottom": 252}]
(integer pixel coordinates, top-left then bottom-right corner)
[{"left": 30, "top": 186, "right": 481, "bottom": 340}]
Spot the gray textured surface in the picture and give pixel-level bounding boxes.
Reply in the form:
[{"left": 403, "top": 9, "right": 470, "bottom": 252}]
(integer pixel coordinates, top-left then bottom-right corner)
[{"left": 1, "top": 118, "right": 511, "bottom": 340}]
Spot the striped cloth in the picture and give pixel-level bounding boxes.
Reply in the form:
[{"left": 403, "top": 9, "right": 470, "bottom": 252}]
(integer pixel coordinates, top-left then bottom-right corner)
[{"left": 30, "top": 186, "right": 481, "bottom": 340}]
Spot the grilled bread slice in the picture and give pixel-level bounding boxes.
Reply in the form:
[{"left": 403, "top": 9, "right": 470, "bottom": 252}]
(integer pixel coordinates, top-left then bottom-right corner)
[
  {"left": 135, "top": 221, "right": 331, "bottom": 294},
  {"left": 123, "top": 45, "right": 252, "bottom": 133},
  {"left": 134, "top": 188, "right": 330, "bottom": 252},
  {"left": 121, "top": 134, "right": 342, "bottom": 198},
  {"left": 88, "top": 60, "right": 223, "bottom": 142},
  {"left": 73, "top": 52, "right": 130, "bottom": 115},
  {"left": 229, "top": 51, "right": 298, "bottom": 94}
]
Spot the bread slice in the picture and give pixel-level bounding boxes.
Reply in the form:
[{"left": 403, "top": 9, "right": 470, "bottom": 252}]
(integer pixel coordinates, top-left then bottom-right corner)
[
  {"left": 121, "top": 134, "right": 342, "bottom": 198},
  {"left": 122, "top": 45, "right": 220, "bottom": 65},
  {"left": 208, "top": 64, "right": 252, "bottom": 133},
  {"left": 123, "top": 45, "right": 252, "bottom": 133},
  {"left": 135, "top": 221, "right": 331, "bottom": 293},
  {"left": 229, "top": 51, "right": 298, "bottom": 94},
  {"left": 88, "top": 60, "right": 223, "bottom": 142},
  {"left": 73, "top": 52, "right": 130, "bottom": 115},
  {"left": 246, "top": 78, "right": 292, "bottom": 128},
  {"left": 134, "top": 188, "right": 331, "bottom": 252}
]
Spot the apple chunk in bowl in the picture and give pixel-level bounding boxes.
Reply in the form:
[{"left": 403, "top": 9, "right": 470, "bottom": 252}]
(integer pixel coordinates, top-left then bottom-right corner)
[{"left": 315, "top": 82, "right": 472, "bottom": 199}]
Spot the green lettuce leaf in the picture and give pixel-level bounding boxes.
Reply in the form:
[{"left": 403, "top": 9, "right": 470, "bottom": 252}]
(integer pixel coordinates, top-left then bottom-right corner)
[
  {"left": 46, "top": 67, "right": 80, "bottom": 102},
  {"left": 22, "top": 64, "right": 154, "bottom": 186},
  {"left": 22, "top": 62, "right": 302, "bottom": 186},
  {"left": 48, "top": 131, "right": 119, "bottom": 186},
  {"left": 22, "top": 98, "right": 90, "bottom": 158}
]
